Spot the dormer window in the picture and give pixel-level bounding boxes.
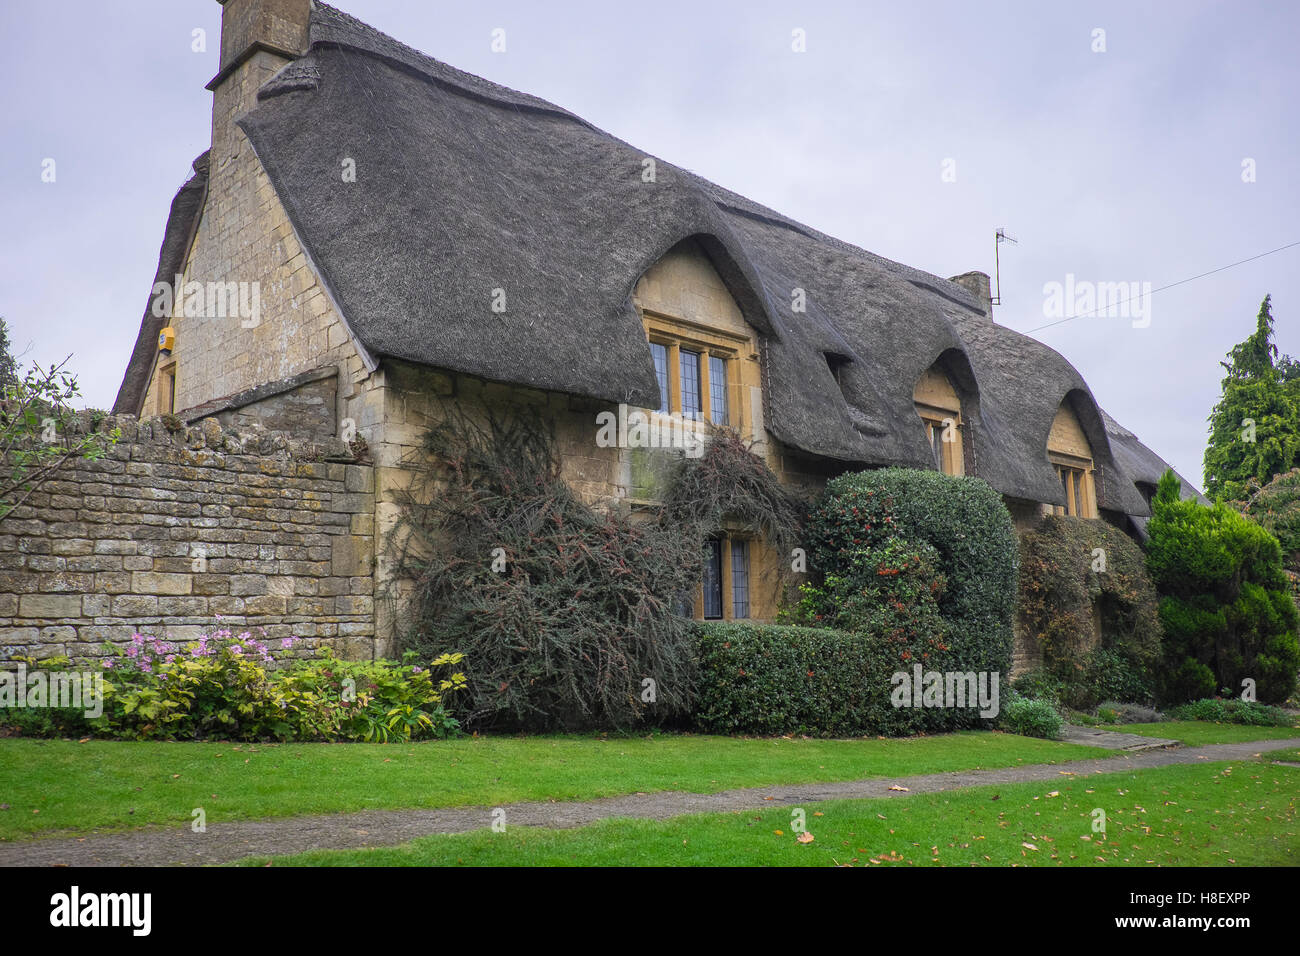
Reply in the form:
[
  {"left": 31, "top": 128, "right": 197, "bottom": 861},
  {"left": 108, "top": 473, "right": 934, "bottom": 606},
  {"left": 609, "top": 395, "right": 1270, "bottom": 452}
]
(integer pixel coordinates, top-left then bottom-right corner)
[
  {"left": 644, "top": 323, "right": 739, "bottom": 427},
  {"left": 1048, "top": 400, "right": 1098, "bottom": 518},
  {"left": 1137, "top": 482, "right": 1157, "bottom": 508},
  {"left": 913, "top": 364, "right": 964, "bottom": 476}
]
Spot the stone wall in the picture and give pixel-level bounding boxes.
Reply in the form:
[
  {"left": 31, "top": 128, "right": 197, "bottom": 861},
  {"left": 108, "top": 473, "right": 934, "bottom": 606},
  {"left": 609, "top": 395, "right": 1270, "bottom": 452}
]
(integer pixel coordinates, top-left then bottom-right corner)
[{"left": 0, "top": 415, "right": 376, "bottom": 663}]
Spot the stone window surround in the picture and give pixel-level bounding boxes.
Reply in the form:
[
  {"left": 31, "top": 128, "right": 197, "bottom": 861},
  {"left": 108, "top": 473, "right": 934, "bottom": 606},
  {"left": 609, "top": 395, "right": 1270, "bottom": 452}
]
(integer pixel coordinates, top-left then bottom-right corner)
[{"left": 642, "top": 310, "right": 748, "bottom": 429}]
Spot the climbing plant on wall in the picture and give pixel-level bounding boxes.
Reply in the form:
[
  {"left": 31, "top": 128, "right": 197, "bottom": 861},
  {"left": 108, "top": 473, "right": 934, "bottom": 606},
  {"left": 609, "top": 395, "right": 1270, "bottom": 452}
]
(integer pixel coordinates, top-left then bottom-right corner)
[
  {"left": 1017, "top": 514, "right": 1162, "bottom": 708},
  {"left": 389, "top": 400, "right": 802, "bottom": 731}
]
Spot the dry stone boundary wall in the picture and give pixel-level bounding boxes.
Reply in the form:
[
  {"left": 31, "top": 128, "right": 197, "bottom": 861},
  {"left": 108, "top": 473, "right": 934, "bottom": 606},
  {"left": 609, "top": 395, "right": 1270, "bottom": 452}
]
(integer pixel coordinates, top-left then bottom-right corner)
[{"left": 0, "top": 414, "right": 377, "bottom": 663}]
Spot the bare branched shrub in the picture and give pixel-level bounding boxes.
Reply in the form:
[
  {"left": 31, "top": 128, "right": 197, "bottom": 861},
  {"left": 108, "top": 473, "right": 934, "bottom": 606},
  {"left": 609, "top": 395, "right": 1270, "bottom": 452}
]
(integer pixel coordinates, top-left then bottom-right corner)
[{"left": 390, "top": 402, "right": 802, "bottom": 731}]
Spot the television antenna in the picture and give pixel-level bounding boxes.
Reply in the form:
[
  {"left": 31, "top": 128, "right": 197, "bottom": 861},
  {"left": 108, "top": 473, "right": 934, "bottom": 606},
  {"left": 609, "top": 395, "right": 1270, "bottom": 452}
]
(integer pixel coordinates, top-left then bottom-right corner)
[{"left": 992, "top": 228, "right": 1017, "bottom": 307}]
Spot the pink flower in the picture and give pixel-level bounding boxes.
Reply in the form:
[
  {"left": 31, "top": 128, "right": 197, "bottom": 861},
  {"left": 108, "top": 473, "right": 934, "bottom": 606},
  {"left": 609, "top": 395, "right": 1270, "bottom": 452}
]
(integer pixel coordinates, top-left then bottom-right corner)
[
  {"left": 102, "top": 659, "right": 115, "bottom": 669},
  {"left": 281, "top": 638, "right": 295, "bottom": 649}
]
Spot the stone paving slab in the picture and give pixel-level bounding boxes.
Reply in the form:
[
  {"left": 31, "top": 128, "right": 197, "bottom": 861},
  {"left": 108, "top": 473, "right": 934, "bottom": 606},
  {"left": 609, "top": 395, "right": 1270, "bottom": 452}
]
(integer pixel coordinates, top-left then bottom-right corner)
[{"left": 2, "top": 736, "right": 1297, "bottom": 867}]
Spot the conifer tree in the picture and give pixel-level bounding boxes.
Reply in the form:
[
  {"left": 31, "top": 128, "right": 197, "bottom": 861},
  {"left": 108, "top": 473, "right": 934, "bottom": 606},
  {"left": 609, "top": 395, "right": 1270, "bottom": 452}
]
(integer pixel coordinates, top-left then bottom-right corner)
[{"left": 1203, "top": 296, "right": 1300, "bottom": 501}]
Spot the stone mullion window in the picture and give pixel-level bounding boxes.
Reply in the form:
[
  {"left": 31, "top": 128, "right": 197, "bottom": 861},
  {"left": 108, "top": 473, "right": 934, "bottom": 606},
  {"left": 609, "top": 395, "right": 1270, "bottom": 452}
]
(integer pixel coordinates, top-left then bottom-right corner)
[
  {"left": 708, "top": 354, "right": 728, "bottom": 425},
  {"left": 697, "top": 349, "right": 712, "bottom": 422},
  {"left": 649, "top": 342, "right": 670, "bottom": 414},
  {"left": 667, "top": 342, "right": 682, "bottom": 415},
  {"left": 679, "top": 349, "right": 703, "bottom": 420},
  {"left": 701, "top": 538, "right": 724, "bottom": 619},
  {"left": 730, "top": 538, "right": 750, "bottom": 618}
]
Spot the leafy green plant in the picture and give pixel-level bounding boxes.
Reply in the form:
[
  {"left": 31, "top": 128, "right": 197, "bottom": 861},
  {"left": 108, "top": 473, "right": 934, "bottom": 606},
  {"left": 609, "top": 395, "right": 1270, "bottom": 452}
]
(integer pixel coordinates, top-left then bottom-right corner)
[
  {"left": 4, "top": 631, "right": 466, "bottom": 742},
  {"left": 0, "top": 355, "right": 120, "bottom": 518},
  {"left": 996, "top": 691, "right": 1064, "bottom": 740},
  {"left": 1241, "top": 466, "right": 1300, "bottom": 572},
  {"left": 692, "top": 621, "right": 991, "bottom": 737},
  {"left": 1203, "top": 295, "right": 1300, "bottom": 501},
  {"left": 1165, "top": 697, "right": 1296, "bottom": 727},
  {"left": 798, "top": 467, "right": 1018, "bottom": 727},
  {"left": 1017, "top": 514, "right": 1161, "bottom": 708},
  {"left": 1146, "top": 469, "right": 1300, "bottom": 704}
]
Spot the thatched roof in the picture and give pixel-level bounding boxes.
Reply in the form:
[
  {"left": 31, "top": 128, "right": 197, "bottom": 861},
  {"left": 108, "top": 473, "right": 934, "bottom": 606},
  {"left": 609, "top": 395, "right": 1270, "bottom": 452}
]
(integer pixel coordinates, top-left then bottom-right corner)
[{"left": 116, "top": 1, "right": 1200, "bottom": 517}]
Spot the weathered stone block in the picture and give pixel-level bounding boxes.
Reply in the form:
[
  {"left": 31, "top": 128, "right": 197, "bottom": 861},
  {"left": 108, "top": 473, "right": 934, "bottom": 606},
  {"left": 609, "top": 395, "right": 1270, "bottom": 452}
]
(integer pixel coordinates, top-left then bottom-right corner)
[
  {"left": 131, "top": 572, "right": 193, "bottom": 596},
  {"left": 17, "top": 594, "right": 83, "bottom": 618},
  {"left": 331, "top": 536, "right": 371, "bottom": 576},
  {"left": 111, "top": 595, "right": 159, "bottom": 616}
]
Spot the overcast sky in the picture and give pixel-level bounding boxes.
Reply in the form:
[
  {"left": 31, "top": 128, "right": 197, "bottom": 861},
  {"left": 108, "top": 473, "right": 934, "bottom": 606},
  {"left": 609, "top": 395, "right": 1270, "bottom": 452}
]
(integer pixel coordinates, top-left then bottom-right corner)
[{"left": 1, "top": 0, "right": 1296, "bottom": 488}]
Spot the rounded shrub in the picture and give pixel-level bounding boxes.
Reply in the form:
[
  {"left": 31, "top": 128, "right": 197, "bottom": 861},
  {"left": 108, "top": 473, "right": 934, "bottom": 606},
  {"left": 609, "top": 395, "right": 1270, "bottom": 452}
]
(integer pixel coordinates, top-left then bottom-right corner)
[
  {"left": 996, "top": 691, "right": 1064, "bottom": 740},
  {"left": 804, "top": 467, "right": 1019, "bottom": 684}
]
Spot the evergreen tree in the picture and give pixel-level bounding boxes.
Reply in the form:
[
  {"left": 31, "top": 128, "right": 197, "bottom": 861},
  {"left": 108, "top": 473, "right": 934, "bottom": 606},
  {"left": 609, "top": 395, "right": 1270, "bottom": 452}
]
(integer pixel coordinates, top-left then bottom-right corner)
[
  {"left": 1146, "top": 469, "right": 1300, "bottom": 704},
  {"left": 1203, "top": 296, "right": 1300, "bottom": 501}
]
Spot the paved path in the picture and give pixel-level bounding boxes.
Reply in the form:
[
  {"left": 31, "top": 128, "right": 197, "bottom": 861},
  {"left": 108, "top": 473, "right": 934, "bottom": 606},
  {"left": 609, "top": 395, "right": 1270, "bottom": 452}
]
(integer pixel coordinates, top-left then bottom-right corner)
[
  {"left": 4, "top": 736, "right": 1298, "bottom": 867},
  {"left": 1059, "top": 724, "right": 1181, "bottom": 751}
]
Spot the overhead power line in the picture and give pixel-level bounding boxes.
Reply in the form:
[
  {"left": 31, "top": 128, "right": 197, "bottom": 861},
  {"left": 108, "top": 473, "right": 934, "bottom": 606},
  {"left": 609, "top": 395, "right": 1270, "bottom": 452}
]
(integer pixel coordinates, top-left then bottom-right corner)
[{"left": 1024, "top": 240, "right": 1300, "bottom": 334}]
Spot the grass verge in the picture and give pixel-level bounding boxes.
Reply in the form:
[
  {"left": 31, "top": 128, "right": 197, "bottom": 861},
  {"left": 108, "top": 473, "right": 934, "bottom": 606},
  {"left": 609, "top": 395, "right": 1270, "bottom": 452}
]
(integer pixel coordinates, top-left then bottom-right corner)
[
  {"left": 0, "top": 730, "right": 1103, "bottom": 841},
  {"left": 238, "top": 761, "right": 1300, "bottom": 867},
  {"left": 1119, "top": 721, "right": 1300, "bottom": 747}
]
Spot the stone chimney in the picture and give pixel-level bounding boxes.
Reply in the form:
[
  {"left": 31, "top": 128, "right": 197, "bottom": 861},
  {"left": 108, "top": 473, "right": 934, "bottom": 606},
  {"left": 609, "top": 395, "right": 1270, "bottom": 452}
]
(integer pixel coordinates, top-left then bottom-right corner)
[
  {"left": 949, "top": 271, "right": 992, "bottom": 317},
  {"left": 205, "top": 0, "right": 311, "bottom": 166}
]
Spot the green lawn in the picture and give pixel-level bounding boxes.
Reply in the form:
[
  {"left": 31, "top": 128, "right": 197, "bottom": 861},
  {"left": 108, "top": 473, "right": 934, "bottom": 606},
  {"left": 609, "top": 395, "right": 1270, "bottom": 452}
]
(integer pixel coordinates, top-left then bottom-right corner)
[
  {"left": 239, "top": 761, "right": 1300, "bottom": 867},
  {"left": 0, "top": 730, "right": 1104, "bottom": 841},
  {"left": 1121, "top": 721, "right": 1300, "bottom": 747}
]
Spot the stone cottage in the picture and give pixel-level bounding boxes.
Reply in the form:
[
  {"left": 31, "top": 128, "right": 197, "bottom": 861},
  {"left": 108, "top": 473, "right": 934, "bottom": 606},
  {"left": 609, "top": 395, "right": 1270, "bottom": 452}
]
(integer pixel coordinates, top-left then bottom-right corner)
[{"left": 111, "top": 0, "right": 1200, "bottom": 657}]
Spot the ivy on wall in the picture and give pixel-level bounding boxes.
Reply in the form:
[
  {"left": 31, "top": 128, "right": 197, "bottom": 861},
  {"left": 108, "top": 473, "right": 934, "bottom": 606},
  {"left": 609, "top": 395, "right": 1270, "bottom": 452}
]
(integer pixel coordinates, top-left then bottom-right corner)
[{"left": 1016, "top": 514, "right": 1161, "bottom": 708}]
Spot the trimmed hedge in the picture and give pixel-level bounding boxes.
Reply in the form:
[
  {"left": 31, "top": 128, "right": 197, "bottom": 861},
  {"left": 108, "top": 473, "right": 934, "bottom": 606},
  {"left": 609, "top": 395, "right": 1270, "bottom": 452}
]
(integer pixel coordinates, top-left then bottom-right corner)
[{"left": 692, "top": 621, "right": 999, "bottom": 737}]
